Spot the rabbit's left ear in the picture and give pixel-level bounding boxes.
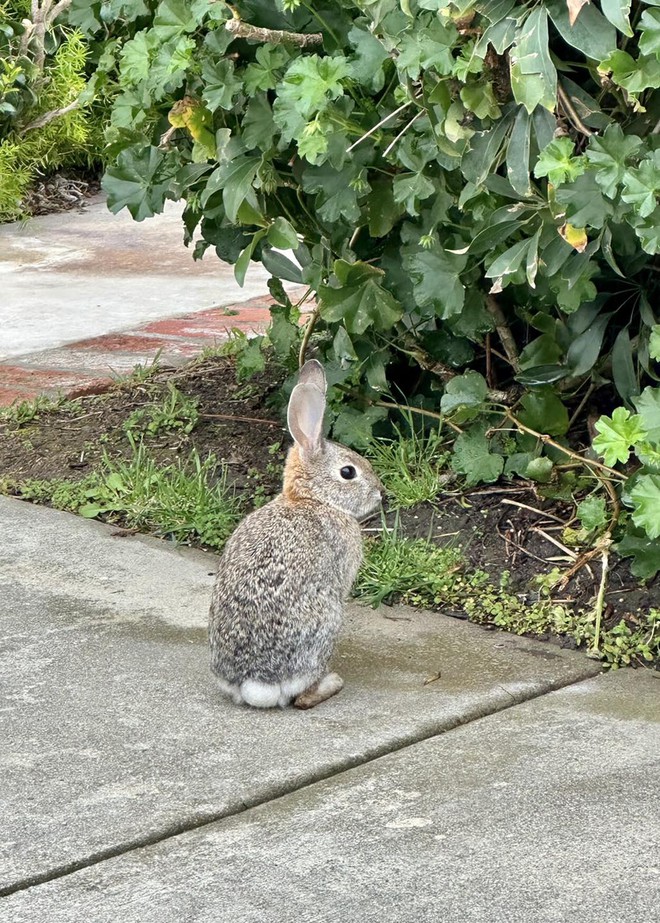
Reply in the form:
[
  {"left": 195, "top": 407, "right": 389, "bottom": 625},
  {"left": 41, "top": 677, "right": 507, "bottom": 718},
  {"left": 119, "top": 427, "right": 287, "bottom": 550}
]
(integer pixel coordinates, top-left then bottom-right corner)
[
  {"left": 288, "top": 381, "right": 325, "bottom": 457},
  {"left": 298, "top": 359, "right": 327, "bottom": 393}
]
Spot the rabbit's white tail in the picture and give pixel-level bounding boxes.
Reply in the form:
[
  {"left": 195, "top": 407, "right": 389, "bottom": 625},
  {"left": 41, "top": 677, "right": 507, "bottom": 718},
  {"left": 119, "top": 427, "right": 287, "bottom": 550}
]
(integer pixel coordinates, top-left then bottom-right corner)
[{"left": 216, "top": 674, "right": 316, "bottom": 708}]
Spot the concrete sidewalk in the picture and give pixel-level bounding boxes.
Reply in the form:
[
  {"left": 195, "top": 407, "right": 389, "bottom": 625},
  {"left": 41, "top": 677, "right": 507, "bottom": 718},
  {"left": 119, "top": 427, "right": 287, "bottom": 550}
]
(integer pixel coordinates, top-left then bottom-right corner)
[
  {"left": 0, "top": 199, "right": 295, "bottom": 406},
  {"left": 1, "top": 495, "right": 658, "bottom": 921}
]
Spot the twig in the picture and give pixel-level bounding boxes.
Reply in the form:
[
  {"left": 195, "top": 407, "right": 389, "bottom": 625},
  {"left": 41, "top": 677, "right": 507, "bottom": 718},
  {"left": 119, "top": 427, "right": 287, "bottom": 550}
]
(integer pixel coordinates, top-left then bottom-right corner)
[
  {"left": 374, "top": 399, "right": 463, "bottom": 434},
  {"left": 531, "top": 527, "right": 578, "bottom": 560},
  {"left": 21, "top": 98, "right": 79, "bottom": 133},
  {"left": 567, "top": 383, "right": 596, "bottom": 432},
  {"left": 590, "top": 538, "right": 611, "bottom": 656},
  {"left": 501, "top": 498, "right": 568, "bottom": 525},
  {"left": 200, "top": 413, "right": 280, "bottom": 426},
  {"left": 485, "top": 296, "right": 520, "bottom": 372},
  {"left": 505, "top": 411, "right": 627, "bottom": 481},
  {"left": 346, "top": 100, "right": 414, "bottom": 153},
  {"left": 298, "top": 304, "right": 321, "bottom": 368},
  {"left": 382, "top": 108, "right": 425, "bottom": 157},
  {"left": 557, "top": 82, "right": 593, "bottom": 138},
  {"left": 225, "top": 18, "right": 322, "bottom": 47}
]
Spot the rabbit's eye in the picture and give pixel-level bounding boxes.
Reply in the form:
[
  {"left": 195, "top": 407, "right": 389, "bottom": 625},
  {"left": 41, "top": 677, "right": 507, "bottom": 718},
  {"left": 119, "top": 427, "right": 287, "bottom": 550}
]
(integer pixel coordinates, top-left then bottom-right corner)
[{"left": 340, "top": 465, "right": 357, "bottom": 480}]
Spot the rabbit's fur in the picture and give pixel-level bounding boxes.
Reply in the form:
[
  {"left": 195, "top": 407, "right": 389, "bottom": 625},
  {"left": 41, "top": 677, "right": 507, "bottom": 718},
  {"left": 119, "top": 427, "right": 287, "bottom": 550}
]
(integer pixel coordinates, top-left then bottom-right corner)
[{"left": 209, "top": 359, "right": 383, "bottom": 709}]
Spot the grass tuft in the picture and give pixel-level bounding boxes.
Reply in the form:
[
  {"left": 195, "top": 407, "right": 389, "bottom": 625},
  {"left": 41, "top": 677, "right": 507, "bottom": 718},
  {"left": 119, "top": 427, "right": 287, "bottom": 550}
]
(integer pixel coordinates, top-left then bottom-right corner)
[
  {"left": 13, "top": 441, "right": 241, "bottom": 549},
  {"left": 368, "top": 421, "right": 450, "bottom": 508}
]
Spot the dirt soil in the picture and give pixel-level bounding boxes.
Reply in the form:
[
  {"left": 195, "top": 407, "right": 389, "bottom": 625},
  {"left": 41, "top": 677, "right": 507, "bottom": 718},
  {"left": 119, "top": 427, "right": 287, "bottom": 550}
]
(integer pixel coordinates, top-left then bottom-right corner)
[{"left": 0, "top": 353, "right": 656, "bottom": 641}]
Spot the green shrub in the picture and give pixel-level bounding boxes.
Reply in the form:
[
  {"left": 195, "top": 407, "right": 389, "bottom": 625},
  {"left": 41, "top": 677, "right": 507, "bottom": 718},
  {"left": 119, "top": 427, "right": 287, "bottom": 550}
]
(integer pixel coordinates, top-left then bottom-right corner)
[{"left": 70, "top": 0, "right": 660, "bottom": 571}]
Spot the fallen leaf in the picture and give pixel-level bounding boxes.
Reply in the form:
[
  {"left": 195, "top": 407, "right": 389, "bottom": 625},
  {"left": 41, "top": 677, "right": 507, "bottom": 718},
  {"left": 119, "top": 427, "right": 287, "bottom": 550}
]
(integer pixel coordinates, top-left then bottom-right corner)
[{"left": 566, "top": 0, "right": 589, "bottom": 27}]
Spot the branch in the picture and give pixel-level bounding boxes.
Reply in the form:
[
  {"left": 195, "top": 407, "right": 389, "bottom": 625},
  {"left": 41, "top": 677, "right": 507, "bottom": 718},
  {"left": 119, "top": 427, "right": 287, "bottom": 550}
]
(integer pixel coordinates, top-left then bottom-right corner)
[
  {"left": 225, "top": 18, "right": 322, "bottom": 47},
  {"left": 557, "top": 82, "right": 593, "bottom": 139},
  {"left": 505, "top": 411, "right": 627, "bottom": 481},
  {"left": 485, "top": 296, "right": 520, "bottom": 372},
  {"left": 21, "top": 98, "right": 79, "bottom": 133}
]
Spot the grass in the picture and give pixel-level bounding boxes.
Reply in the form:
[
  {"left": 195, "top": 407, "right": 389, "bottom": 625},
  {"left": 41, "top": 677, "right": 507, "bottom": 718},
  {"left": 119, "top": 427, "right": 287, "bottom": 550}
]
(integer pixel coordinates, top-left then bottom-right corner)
[
  {"left": 356, "top": 525, "right": 660, "bottom": 669},
  {"left": 123, "top": 383, "right": 200, "bottom": 439},
  {"left": 368, "top": 421, "right": 450, "bottom": 508},
  {"left": 11, "top": 440, "right": 241, "bottom": 549},
  {"left": 0, "top": 394, "right": 79, "bottom": 427}
]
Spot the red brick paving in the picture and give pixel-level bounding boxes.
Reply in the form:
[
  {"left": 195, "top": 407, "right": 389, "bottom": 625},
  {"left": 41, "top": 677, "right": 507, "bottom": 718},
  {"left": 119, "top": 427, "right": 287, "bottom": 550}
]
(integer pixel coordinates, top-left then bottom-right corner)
[{"left": 0, "top": 292, "right": 280, "bottom": 408}]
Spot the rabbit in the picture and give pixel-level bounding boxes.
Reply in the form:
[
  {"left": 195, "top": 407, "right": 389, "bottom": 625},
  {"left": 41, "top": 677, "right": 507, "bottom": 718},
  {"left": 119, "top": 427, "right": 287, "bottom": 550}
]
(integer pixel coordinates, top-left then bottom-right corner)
[{"left": 209, "top": 358, "right": 384, "bottom": 710}]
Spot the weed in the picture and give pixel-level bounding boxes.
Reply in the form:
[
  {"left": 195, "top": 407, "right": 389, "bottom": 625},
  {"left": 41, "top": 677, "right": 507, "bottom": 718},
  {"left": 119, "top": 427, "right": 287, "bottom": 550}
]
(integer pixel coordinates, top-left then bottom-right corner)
[
  {"left": 368, "top": 421, "right": 450, "bottom": 508},
  {"left": 14, "top": 442, "right": 241, "bottom": 549},
  {"left": 123, "top": 383, "right": 199, "bottom": 439},
  {"left": 355, "top": 526, "right": 660, "bottom": 669},
  {"left": 0, "top": 394, "right": 76, "bottom": 427}
]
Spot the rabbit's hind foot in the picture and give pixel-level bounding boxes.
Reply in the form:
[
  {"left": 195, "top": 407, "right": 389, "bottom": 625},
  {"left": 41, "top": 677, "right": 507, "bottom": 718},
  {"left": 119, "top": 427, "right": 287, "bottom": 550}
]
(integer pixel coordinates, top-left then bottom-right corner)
[{"left": 293, "top": 672, "right": 344, "bottom": 710}]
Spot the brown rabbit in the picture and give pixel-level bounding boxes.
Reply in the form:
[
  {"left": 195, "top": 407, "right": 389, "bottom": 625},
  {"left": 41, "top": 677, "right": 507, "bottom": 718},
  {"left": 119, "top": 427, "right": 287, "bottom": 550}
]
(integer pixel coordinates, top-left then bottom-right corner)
[{"left": 208, "top": 359, "right": 383, "bottom": 709}]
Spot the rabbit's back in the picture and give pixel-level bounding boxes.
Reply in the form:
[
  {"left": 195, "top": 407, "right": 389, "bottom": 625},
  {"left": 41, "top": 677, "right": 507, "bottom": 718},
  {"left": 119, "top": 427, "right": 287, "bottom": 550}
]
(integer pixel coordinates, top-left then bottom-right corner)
[{"left": 209, "top": 497, "right": 362, "bottom": 685}]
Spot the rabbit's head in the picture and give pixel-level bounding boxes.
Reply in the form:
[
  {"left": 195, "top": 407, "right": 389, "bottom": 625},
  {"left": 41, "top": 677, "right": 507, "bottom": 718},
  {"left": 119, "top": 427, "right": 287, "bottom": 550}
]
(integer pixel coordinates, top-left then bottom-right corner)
[{"left": 282, "top": 360, "right": 383, "bottom": 520}]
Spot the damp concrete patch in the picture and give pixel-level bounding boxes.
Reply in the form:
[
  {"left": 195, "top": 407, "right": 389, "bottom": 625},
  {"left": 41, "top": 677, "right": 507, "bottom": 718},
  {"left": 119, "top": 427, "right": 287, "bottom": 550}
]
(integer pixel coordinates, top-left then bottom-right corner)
[
  {"left": 3, "top": 671, "right": 657, "bottom": 923},
  {"left": 0, "top": 496, "right": 600, "bottom": 895}
]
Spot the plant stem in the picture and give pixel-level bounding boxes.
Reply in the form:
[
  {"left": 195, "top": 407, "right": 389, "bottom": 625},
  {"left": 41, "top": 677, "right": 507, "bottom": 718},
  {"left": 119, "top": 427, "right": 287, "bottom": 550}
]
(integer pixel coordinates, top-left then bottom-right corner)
[
  {"left": 591, "top": 539, "right": 611, "bottom": 656},
  {"left": 225, "top": 17, "right": 322, "bottom": 47},
  {"left": 505, "top": 411, "right": 627, "bottom": 481},
  {"left": 374, "top": 400, "right": 463, "bottom": 434},
  {"left": 298, "top": 304, "right": 321, "bottom": 367},
  {"left": 485, "top": 296, "right": 520, "bottom": 371}
]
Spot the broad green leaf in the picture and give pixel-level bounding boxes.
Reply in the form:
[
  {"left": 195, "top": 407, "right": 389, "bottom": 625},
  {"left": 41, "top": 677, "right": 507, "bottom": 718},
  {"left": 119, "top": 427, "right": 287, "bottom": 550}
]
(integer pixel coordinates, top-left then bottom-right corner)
[
  {"left": 392, "top": 172, "right": 435, "bottom": 216},
  {"left": 333, "top": 327, "right": 358, "bottom": 363},
  {"left": 332, "top": 405, "right": 388, "bottom": 450},
  {"left": 485, "top": 238, "right": 530, "bottom": 281},
  {"left": 367, "top": 181, "right": 402, "bottom": 237},
  {"left": 235, "top": 336, "right": 266, "bottom": 381},
  {"left": 460, "top": 82, "right": 501, "bottom": 119},
  {"left": 461, "top": 115, "right": 512, "bottom": 185},
  {"left": 546, "top": 0, "right": 617, "bottom": 61},
  {"left": 102, "top": 146, "right": 172, "bottom": 221},
  {"left": 243, "top": 45, "right": 290, "bottom": 94},
  {"left": 153, "top": 0, "right": 197, "bottom": 39},
  {"left": 440, "top": 371, "right": 488, "bottom": 417},
  {"left": 452, "top": 428, "right": 505, "bottom": 485},
  {"left": 219, "top": 157, "right": 261, "bottom": 223},
  {"left": 507, "top": 107, "right": 531, "bottom": 196},
  {"left": 616, "top": 529, "right": 660, "bottom": 580},
  {"left": 593, "top": 407, "right": 647, "bottom": 465},
  {"left": 630, "top": 474, "right": 660, "bottom": 538},
  {"left": 234, "top": 228, "right": 268, "bottom": 286},
  {"left": 525, "top": 456, "right": 553, "bottom": 483},
  {"left": 267, "top": 217, "right": 299, "bottom": 250},
  {"left": 577, "top": 496, "right": 608, "bottom": 532},
  {"left": 201, "top": 59, "right": 242, "bottom": 112},
  {"left": 319, "top": 261, "right": 403, "bottom": 335},
  {"left": 118, "top": 31, "right": 152, "bottom": 84},
  {"left": 242, "top": 94, "right": 276, "bottom": 150},
  {"left": 622, "top": 151, "right": 660, "bottom": 218},
  {"left": 566, "top": 311, "right": 612, "bottom": 376},
  {"left": 555, "top": 173, "right": 614, "bottom": 229},
  {"left": 348, "top": 25, "right": 388, "bottom": 91},
  {"left": 396, "top": 15, "right": 455, "bottom": 78},
  {"left": 260, "top": 247, "right": 303, "bottom": 284},
  {"left": 612, "top": 327, "right": 639, "bottom": 405},
  {"left": 302, "top": 163, "right": 361, "bottom": 224},
  {"left": 585, "top": 124, "right": 643, "bottom": 199},
  {"left": 534, "top": 137, "right": 585, "bottom": 185},
  {"left": 274, "top": 54, "right": 349, "bottom": 141},
  {"left": 599, "top": 50, "right": 660, "bottom": 94},
  {"left": 650, "top": 326, "right": 660, "bottom": 362},
  {"left": 633, "top": 386, "right": 660, "bottom": 442},
  {"left": 639, "top": 8, "right": 660, "bottom": 55},
  {"left": 509, "top": 8, "right": 557, "bottom": 113},
  {"left": 601, "top": 0, "right": 633, "bottom": 36},
  {"left": 404, "top": 246, "right": 467, "bottom": 319},
  {"left": 630, "top": 209, "right": 660, "bottom": 254},
  {"left": 519, "top": 388, "right": 569, "bottom": 436}
]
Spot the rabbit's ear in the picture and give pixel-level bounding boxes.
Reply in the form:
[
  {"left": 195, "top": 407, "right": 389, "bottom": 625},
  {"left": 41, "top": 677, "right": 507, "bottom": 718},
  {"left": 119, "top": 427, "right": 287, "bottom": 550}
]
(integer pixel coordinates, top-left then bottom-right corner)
[
  {"left": 298, "top": 359, "right": 327, "bottom": 394},
  {"left": 288, "top": 382, "right": 326, "bottom": 456}
]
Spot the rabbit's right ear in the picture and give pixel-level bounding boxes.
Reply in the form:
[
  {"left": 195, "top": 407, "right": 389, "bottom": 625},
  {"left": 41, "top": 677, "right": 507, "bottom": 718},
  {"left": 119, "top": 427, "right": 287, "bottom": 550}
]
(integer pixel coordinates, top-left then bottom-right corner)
[{"left": 288, "top": 382, "right": 326, "bottom": 457}]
